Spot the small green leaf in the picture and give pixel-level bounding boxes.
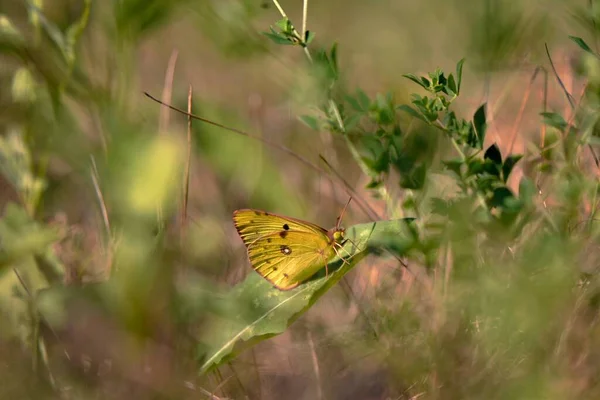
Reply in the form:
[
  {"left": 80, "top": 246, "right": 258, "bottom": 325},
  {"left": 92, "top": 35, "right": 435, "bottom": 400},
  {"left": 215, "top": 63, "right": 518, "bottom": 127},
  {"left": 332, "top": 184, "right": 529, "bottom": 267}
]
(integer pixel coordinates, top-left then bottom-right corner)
[
  {"left": 489, "top": 187, "right": 515, "bottom": 209},
  {"left": 569, "top": 36, "right": 596, "bottom": 56},
  {"left": 299, "top": 115, "right": 320, "bottom": 131},
  {"left": 502, "top": 154, "right": 523, "bottom": 182},
  {"left": 356, "top": 88, "right": 371, "bottom": 110},
  {"left": 275, "top": 17, "right": 291, "bottom": 31},
  {"left": 443, "top": 159, "right": 463, "bottom": 177},
  {"left": 403, "top": 73, "right": 429, "bottom": 90},
  {"left": 484, "top": 143, "right": 502, "bottom": 165},
  {"left": 304, "top": 30, "right": 315, "bottom": 45},
  {"left": 330, "top": 42, "right": 339, "bottom": 77},
  {"left": 397, "top": 105, "right": 427, "bottom": 122},
  {"left": 472, "top": 103, "right": 487, "bottom": 149},
  {"left": 263, "top": 30, "right": 295, "bottom": 45},
  {"left": 455, "top": 58, "right": 465, "bottom": 94},
  {"left": 541, "top": 112, "right": 568, "bottom": 132},
  {"left": 399, "top": 163, "right": 426, "bottom": 189},
  {"left": 344, "top": 113, "right": 362, "bottom": 131},
  {"left": 0, "top": 204, "right": 62, "bottom": 270},
  {"left": 518, "top": 176, "right": 536, "bottom": 206},
  {"left": 447, "top": 74, "right": 457, "bottom": 96},
  {"left": 345, "top": 94, "right": 364, "bottom": 112}
]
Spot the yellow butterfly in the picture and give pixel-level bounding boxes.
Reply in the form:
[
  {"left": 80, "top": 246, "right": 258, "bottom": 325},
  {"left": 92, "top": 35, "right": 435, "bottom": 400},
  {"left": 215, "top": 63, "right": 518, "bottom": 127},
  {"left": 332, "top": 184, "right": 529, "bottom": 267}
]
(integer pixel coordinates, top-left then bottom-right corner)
[{"left": 233, "top": 199, "right": 352, "bottom": 290}]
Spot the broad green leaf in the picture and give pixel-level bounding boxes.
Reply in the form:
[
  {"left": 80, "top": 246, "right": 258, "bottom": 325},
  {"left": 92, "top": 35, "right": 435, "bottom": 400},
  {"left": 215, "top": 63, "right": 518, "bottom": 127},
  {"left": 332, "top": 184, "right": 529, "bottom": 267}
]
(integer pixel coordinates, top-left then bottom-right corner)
[{"left": 198, "top": 218, "right": 415, "bottom": 373}]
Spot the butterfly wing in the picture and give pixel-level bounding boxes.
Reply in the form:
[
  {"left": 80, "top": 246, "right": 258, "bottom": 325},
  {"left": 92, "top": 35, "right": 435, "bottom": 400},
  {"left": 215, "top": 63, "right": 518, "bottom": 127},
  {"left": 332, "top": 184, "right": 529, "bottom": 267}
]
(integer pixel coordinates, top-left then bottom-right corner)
[
  {"left": 233, "top": 209, "right": 328, "bottom": 245},
  {"left": 233, "top": 210, "right": 335, "bottom": 290},
  {"left": 247, "top": 231, "right": 335, "bottom": 290}
]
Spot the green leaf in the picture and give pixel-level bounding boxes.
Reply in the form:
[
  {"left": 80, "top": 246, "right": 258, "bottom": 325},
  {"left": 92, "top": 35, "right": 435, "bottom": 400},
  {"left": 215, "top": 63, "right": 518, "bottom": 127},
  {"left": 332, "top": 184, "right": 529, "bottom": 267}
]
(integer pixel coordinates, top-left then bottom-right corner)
[
  {"left": 472, "top": 103, "right": 487, "bottom": 149},
  {"left": 447, "top": 74, "right": 457, "bottom": 97},
  {"left": 356, "top": 88, "right": 371, "bottom": 110},
  {"left": 443, "top": 159, "right": 464, "bottom": 178},
  {"left": 397, "top": 105, "right": 427, "bottom": 122},
  {"left": 344, "top": 113, "right": 362, "bottom": 131},
  {"left": 0, "top": 204, "right": 62, "bottom": 271},
  {"left": 345, "top": 94, "right": 364, "bottom": 112},
  {"left": 568, "top": 35, "right": 596, "bottom": 56},
  {"left": 541, "top": 112, "right": 567, "bottom": 132},
  {"left": 455, "top": 58, "right": 465, "bottom": 94},
  {"left": 489, "top": 187, "right": 515, "bottom": 208},
  {"left": 263, "top": 30, "right": 295, "bottom": 45},
  {"left": 518, "top": 176, "right": 536, "bottom": 206},
  {"left": 330, "top": 42, "right": 339, "bottom": 78},
  {"left": 198, "top": 219, "right": 415, "bottom": 373},
  {"left": 484, "top": 143, "right": 502, "bottom": 165},
  {"left": 298, "top": 115, "right": 320, "bottom": 131},
  {"left": 403, "top": 73, "right": 429, "bottom": 90},
  {"left": 304, "top": 30, "right": 315, "bottom": 45},
  {"left": 399, "top": 163, "right": 426, "bottom": 189},
  {"left": 502, "top": 154, "right": 523, "bottom": 182}
]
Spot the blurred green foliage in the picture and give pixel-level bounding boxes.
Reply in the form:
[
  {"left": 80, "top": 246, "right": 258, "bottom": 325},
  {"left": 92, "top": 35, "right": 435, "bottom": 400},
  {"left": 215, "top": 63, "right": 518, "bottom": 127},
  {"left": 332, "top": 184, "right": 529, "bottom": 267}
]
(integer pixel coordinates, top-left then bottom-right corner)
[{"left": 2, "top": 0, "right": 600, "bottom": 399}]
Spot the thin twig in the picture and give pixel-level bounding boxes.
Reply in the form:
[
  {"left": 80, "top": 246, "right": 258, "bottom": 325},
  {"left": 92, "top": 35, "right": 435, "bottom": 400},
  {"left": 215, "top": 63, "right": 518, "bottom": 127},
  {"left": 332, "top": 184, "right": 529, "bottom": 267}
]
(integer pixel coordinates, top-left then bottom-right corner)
[
  {"left": 544, "top": 43, "right": 575, "bottom": 109},
  {"left": 181, "top": 85, "right": 193, "bottom": 232}
]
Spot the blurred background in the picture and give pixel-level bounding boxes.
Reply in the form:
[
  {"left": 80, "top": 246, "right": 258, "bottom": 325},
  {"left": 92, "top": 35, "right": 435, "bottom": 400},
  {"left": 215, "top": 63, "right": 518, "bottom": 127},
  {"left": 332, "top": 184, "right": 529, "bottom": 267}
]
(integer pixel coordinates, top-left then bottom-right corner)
[{"left": 1, "top": 0, "right": 598, "bottom": 399}]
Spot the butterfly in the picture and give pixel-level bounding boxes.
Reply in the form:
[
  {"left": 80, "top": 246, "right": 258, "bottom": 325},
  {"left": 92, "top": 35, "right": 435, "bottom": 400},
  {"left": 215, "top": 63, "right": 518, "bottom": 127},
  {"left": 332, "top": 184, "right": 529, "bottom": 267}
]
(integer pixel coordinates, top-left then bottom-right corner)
[{"left": 233, "top": 199, "right": 352, "bottom": 290}]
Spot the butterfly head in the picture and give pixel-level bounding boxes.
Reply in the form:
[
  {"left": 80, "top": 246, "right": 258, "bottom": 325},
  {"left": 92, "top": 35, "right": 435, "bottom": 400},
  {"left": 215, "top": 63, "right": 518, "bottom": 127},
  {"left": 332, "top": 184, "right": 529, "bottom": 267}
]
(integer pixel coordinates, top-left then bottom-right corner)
[{"left": 332, "top": 228, "right": 345, "bottom": 241}]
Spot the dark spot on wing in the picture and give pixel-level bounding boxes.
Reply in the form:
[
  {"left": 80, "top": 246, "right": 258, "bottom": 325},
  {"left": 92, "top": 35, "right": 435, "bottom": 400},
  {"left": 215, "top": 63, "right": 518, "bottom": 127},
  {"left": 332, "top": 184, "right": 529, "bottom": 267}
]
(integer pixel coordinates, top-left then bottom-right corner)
[
  {"left": 267, "top": 238, "right": 272, "bottom": 243},
  {"left": 280, "top": 245, "right": 292, "bottom": 255},
  {"left": 254, "top": 211, "right": 261, "bottom": 216},
  {"left": 279, "top": 231, "right": 288, "bottom": 239},
  {"left": 283, "top": 224, "right": 290, "bottom": 230},
  {"left": 272, "top": 267, "right": 278, "bottom": 271},
  {"left": 283, "top": 273, "right": 289, "bottom": 278}
]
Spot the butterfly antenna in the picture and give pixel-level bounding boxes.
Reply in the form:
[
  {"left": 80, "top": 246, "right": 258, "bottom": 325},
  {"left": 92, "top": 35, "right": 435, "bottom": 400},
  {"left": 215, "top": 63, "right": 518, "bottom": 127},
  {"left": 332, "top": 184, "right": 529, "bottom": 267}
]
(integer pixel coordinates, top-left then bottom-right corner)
[{"left": 336, "top": 197, "right": 352, "bottom": 230}]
